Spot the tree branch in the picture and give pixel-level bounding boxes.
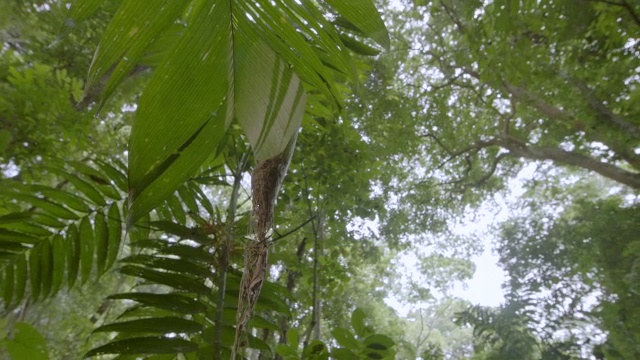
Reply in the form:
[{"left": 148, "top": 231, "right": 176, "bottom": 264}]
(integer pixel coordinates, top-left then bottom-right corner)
[
  {"left": 502, "top": 82, "right": 640, "bottom": 170},
  {"left": 582, "top": 0, "right": 640, "bottom": 27},
  {"left": 500, "top": 139, "right": 640, "bottom": 189},
  {"left": 558, "top": 71, "right": 640, "bottom": 139},
  {"left": 273, "top": 216, "right": 316, "bottom": 243}
]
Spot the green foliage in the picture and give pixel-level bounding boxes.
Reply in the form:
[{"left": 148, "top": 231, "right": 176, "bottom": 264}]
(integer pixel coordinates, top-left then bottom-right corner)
[
  {"left": 63, "top": 0, "right": 389, "bottom": 223},
  {"left": 2, "top": 322, "right": 49, "bottom": 360},
  {"left": 495, "top": 178, "right": 640, "bottom": 358},
  {"left": 369, "top": 0, "right": 640, "bottom": 195},
  {"left": 0, "top": 1, "right": 128, "bottom": 173},
  {"left": 0, "top": 161, "right": 126, "bottom": 309},
  {"left": 275, "top": 309, "right": 396, "bottom": 360},
  {"left": 4, "top": 1, "right": 638, "bottom": 359},
  {"left": 455, "top": 304, "right": 542, "bottom": 360}
]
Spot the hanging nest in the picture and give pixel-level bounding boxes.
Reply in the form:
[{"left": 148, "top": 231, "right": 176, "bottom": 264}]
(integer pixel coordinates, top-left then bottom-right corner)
[
  {"left": 250, "top": 154, "right": 288, "bottom": 242},
  {"left": 233, "top": 153, "right": 288, "bottom": 358}
]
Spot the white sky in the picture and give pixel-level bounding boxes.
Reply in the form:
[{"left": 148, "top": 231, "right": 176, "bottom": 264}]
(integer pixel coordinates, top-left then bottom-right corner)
[{"left": 385, "top": 163, "right": 537, "bottom": 315}]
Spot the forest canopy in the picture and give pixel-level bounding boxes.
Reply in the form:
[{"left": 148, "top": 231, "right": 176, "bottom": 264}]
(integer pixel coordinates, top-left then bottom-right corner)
[{"left": 0, "top": 0, "right": 638, "bottom": 359}]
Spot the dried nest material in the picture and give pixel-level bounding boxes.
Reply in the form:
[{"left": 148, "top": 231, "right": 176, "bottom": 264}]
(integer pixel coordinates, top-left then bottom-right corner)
[
  {"left": 233, "top": 239, "right": 269, "bottom": 356},
  {"left": 232, "top": 154, "right": 288, "bottom": 359},
  {"left": 250, "top": 154, "right": 288, "bottom": 241}
]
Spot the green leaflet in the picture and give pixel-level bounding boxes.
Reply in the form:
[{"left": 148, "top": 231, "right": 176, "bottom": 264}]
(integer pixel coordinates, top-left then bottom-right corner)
[
  {"left": 105, "top": 204, "right": 123, "bottom": 269},
  {"left": 85, "top": 337, "right": 198, "bottom": 357},
  {"left": 85, "top": 0, "right": 188, "bottom": 103},
  {"left": 50, "top": 235, "right": 65, "bottom": 296},
  {"left": 38, "top": 240, "right": 53, "bottom": 299},
  {"left": 324, "top": 0, "right": 390, "bottom": 49},
  {"left": 93, "top": 317, "right": 203, "bottom": 334},
  {"left": 107, "top": 292, "right": 207, "bottom": 314},
  {"left": 5, "top": 322, "right": 50, "bottom": 360},
  {"left": 126, "top": 0, "right": 233, "bottom": 225},
  {"left": 79, "top": 216, "right": 95, "bottom": 285},
  {"left": 94, "top": 211, "right": 109, "bottom": 275},
  {"left": 66, "top": 224, "right": 81, "bottom": 289}
]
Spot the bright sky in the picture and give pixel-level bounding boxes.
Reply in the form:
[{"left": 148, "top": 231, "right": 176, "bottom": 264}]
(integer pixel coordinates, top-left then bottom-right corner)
[{"left": 384, "top": 163, "right": 537, "bottom": 315}]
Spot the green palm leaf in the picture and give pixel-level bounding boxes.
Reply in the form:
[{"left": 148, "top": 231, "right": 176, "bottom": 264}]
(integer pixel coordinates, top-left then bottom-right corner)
[
  {"left": 0, "top": 162, "right": 127, "bottom": 309},
  {"left": 66, "top": 0, "right": 388, "bottom": 225}
]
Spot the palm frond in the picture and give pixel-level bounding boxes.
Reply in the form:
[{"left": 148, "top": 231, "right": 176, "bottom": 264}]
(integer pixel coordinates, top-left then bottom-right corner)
[
  {"left": 85, "top": 222, "right": 291, "bottom": 358},
  {"left": 0, "top": 160, "right": 126, "bottom": 309}
]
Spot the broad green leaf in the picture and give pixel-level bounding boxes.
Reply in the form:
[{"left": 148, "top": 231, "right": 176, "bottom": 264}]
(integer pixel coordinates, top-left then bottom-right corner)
[
  {"left": 2, "top": 265, "right": 14, "bottom": 306},
  {"left": 86, "top": 0, "right": 188, "bottom": 102},
  {"left": 66, "top": 224, "right": 81, "bottom": 288},
  {"left": 332, "top": 348, "right": 358, "bottom": 359},
  {"left": 7, "top": 193, "right": 78, "bottom": 220},
  {"left": 149, "top": 221, "right": 209, "bottom": 243},
  {"left": 14, "top": 255, "right": 27, "bottom": 305},
  {"left": 1, "top": 222, "right": 51, "bottom": 237},
  {"left": 0, "top": 243, "right": 25, "bottom": 255},
  {"left": 95, "top": 160, "right": 127, "bottom": 192},
  {"left": 65, "top": 175, "right": 107, "bottom": 206},
  {"left": 94, "top": 211, "right": 109, "bottom": 275},
  {"left": 47, "top": 167, "right": 107, "bottom": 206},
  {"left": 248, "top": 316, "right": 280, "bottom": 332},
  {"left": 188, "top": 183, "right": 214, "bottom": 216},
  {"left": 0, "top": 212, "right": 32, "bottom": 224},
  {"left": 39, "top": 240, "right": 53, "bottom": 299},
  {"left": 127, "top": 0, "right": 234, "bottom": 225},
  {"left": 351, "top": 308, "right": 367, "bottom": 337},
  {"left": 0, "top": 129, "right": 11, "bottom": 155},
  {"left": 255, "top": 296, "right": 292, "bottom": 317},
  {"left": 281, "top": 0, "right": 357, "bottom": 79},
  {"left": 0, "top": 229, "right": 40, "bottom": 244},
  {"left": 65, "top": 0, "right": 104, "bottom": 23},
  {"left": 31, "top": 213, "right": 65, "bottom": 228},
  {"left": 201, "top": 325, "right": 236, "bottom": 347},
  {"left": 275, "top": 344, "right": 299, "bottom": 358},
  {"left": 6, "top": 322, "right": 49, "bottom": 360},
  {"left": 93, "top": 317, "right": 202, "bottom": 334},
  {"left": 85, "top": 336, "right": 198, "bottom": 357},
  {"left": 155, "top": 204, "right": 173, "bottom": 222},
  {"left": 118, "top": 265, "right": 210, "bottom": 295},
  {"left": 79, "top": 217, "right": 95, "bottom": 285},
  {"left": 363, "top": 334, "right": 395, "bottom": 350},
  {"left": 50, "top": 234, "right": 65, "bottom": 296},
  {"left": 166, "top": 194, "right": 186, "bottom": 225},
  {"left": 247, "top": 335, "right": 271, "bottom": 351},
  {"left": 107, "top": 292, "right": 207, "bottom": 314},
  {"left": 105, "top": 204, "right": 122, "bottom": 269},
  {"left": 80, "top": 0, "right": 388, "bottom": 229},
  {"left": 67, "top": 161, "right": 110, "bottom": 185},
  {"left": 302, "top": 340, "right": 329, "bottom": 359},
  {"left": 324, "top": 0, "right": 390, "bottom": 49},
  {"left": 120, "top": 254, "right": 211, "bottom": 278},
  {"left": 128, "top": 213, "right": 150, "bottom": 243},
  {"left": 177, "top": 186, "right": 199, "bottom": 215},
  {"left": 158, "top": 244, "right": 212, "bottom": 263},
  {"left": 339, "top": 35, "right": 381, "bottom": 56},
  {"left": 287, "top": 328, "right": 299, "bottom": 348},
  {"left": 29, "top": 244, "right": 41, "bottom": 301},
  {"left": 117, "top": 306, "right": 177, "bottom": 321},
  {"left": 332, "top": 328, "right": 359, "bottom": 350}
]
